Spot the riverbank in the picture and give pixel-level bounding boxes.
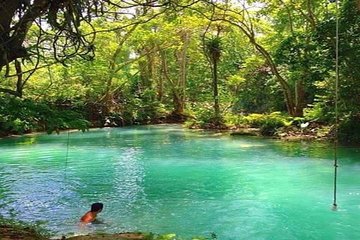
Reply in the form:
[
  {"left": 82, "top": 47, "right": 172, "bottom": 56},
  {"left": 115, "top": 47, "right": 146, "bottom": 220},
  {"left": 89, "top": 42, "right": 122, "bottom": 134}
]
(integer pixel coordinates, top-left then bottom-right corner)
[
  {"left": 0, "top": 223, "right": 47, "bottom": 240},
  {"left": 230, "top": 122, "right": 332, "bottom": 142},
  {"left": 64, "top": 233, "right": 146, "bottom": 239},
  {"left": 0, "top": 223, "right": 147, "bottom": 240},
  {"left": 0, "top": 123, "right": 333, "bottom": 145}
]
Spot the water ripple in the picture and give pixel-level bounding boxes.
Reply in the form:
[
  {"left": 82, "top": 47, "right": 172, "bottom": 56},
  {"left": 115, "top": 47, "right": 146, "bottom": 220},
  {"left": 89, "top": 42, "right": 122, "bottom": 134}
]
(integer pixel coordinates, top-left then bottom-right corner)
[{"left": 0, "top": 126, "right": 360, "bottom": 239}]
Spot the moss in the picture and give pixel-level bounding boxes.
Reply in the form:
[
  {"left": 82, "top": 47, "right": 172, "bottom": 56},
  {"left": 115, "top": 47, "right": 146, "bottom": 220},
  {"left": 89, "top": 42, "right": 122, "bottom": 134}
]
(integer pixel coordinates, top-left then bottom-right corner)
[{"left": 0, "top": 223, "right": 48, "bottom": 240}]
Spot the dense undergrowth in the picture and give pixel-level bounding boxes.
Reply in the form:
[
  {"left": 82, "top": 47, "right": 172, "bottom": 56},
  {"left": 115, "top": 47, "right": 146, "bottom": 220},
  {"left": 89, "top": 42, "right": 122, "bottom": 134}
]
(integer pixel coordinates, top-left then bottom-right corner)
[
  {"left": 185, "top": 109, "right": 360, "bottom": 145},
  {"left": 0, "top": 97, "right": 89, "bottom": 136},
  {"left": 0, "top": 96, "right": 167, "bottom": 137},
  {"left": 1, "top": 96, "right": 359, "bottom": 145}
]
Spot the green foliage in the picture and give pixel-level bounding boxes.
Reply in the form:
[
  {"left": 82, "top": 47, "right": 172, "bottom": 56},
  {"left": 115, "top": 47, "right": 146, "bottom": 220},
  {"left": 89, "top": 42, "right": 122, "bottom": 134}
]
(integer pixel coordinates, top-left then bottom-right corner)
[
  {"left": 259, "top": 118, "right": 285, "bottom": 136},
  {"left": 205, "top": 36, "right": 222, "bottom": 62},
  {"left": 290, "top": 117, "right": 306, "bottom": 127},
  {"left": 231, "top": 66, "right": 285, "bottom": 113},
  {"left": 143, "top": 232, "right": 214, "bottom": 240},
  {"left": 338, "top": 115, "right": 360, "bottom": 144},
  {"left": 313, "top": 0, "right": 360, "bottom": 118},
  {"left": 223, "top": 112, "right": 244, "bottom": 127},
  {"left": 145, "top": 233, "right": 178, "bottom": 240},
  {"left": 245, "top": 112, "right": 287, "bottom": 127},
  {"left": 274, "top": 33, "right": 330, "bottom": 101},
  {"left": 0, "top": 96, "right": 89, "bottom": 136},
  {"left": 184, "top": 104, "right": 225, "bottom": 129},
  {"left": 1, "top": 0, "right": 360, "bottom": 143},
  {"left": 129, "top": 89, "right": 167, "bottom": 124},
  {"left": 304, "top": 95, "right": 334, "bottom": 123},
  {"left": 225, "top": 112, "right": 289, "bottom": 136}
]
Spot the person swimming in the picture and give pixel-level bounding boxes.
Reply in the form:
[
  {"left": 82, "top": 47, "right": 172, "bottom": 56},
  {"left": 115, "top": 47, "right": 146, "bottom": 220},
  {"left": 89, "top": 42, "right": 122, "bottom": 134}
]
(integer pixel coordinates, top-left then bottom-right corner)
[{"left": 80, "top": 202, "right": 103, "bottom": 223}]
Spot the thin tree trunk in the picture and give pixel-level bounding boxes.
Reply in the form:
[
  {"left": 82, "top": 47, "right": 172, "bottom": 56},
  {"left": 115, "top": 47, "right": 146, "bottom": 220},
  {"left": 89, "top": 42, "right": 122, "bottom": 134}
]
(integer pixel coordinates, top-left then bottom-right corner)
[
  {"left": 213, "top": 59, "right": 220, "bottom": 119},
  {"left": 159, "top": 31, "right": 189, "bottom": 116},
  {"left": 14, "top": 60, "right": 23, "bottom": 98},
  {"left": 209, "top": 12, "right": 298, "bottom": 116},
  {"left": 251, "top": 39, "right": 296, "bottom": 116},
  {"left": 175, "top": 31, "right": 190, "bottom": 115},
  {"left": 102, "top": 24, "right": 138, "bottom": 113},
  {"left": 157, "top": 70, "right": 164, "bottom": 101},
  {"left": 294, "top": 80, "right": 305, "bottom": 117},
  {"left": 159, "top": 49, "right": 182, "bottom": 113}
]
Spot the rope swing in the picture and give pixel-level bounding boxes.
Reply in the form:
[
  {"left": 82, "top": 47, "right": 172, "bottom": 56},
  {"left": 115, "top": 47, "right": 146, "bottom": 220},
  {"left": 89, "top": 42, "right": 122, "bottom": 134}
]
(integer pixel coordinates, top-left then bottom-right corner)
[
  {"left": 64, "top": 130, "right": 70, "bottom": 183},
  {"left": 332, "top": 0, "right": 339, "bottom": 211}
]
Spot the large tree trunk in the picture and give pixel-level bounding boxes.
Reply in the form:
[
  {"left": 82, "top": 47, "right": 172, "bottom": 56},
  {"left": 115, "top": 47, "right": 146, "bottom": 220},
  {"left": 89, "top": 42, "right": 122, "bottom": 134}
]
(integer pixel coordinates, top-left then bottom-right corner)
[
  {"left": 0, "top": 0, "right": 55, "bottom": 68},
  {"left": 173, "top": 94, "right": 184, "bottom": 115},
  {"left": 294, "top": 80, "right": 305, "bottom": 117},
  {"left": 174, "top": 30, "right": 190, "bottom": 115},
  {"left": 0, "top": 60, "right": 23, "bottom": 97}
]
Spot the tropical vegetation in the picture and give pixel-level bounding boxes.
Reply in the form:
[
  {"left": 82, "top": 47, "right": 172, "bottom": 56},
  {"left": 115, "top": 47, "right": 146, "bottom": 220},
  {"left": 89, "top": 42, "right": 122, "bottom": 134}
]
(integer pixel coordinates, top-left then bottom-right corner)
[{"left": 1, "top": 0, "right": 360, "bottom": 144}]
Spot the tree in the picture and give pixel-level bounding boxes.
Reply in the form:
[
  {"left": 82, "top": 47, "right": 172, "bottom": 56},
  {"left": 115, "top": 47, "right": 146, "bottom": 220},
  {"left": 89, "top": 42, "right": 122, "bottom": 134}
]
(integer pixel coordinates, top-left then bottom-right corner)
[
  {"left": 158, "top": 23, "right": 192, "bottom": 116},
  {"left": 314, "top": 0, "right": 360, "bottom": 115},
  {"left": 205, "top": 36, "right": 222, "bottom": 121},
  {"left": 194, "top": 0, "right": 327, "bottom": 117},
  {"left": 0, "top": 0, "right": 96, "bottom": 68},
  {"left": 0, "top": 0, "right": 174, "bottom": 97}
]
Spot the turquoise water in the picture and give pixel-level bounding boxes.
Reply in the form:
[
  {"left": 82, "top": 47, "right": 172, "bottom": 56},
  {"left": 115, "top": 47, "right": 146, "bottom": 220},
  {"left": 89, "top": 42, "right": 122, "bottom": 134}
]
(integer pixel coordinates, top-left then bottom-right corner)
[{"left": 0, "top": 125, "right": 359, "bottom": 239}]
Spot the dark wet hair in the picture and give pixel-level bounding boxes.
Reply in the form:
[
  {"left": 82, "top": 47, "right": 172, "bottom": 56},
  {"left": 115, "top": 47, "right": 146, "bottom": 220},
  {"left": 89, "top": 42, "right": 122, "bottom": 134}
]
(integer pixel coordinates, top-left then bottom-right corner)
[{"left": 91, "top": 202, "right": 103, "bottom": 212}]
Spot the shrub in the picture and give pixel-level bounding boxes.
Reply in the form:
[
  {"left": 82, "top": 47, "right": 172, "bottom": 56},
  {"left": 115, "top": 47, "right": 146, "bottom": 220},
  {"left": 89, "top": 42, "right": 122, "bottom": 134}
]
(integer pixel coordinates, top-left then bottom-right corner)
[
  {"left": 304, "top": 96, "right": 334, "bottom": 123},
  {"left": 184, "top": 104, "right": 225, "bottom": 129},
  {"left": 259, "top": 118, "right": 285, "bottom": 136},
  {"left": 223, "top": 112, "right": 246, "bottom": 127},
  {"left": 130, "top": 90, "right": 167, "bottom": 124},
  {"left": 245, "top": 112, "right": 288, "bottom": 135},
  {"left": 243, "top": 113, "right": 267, "bottom": 127},
  {"left": 143, "top": 232, "right": 212, "bottom": 240},
  {"left": 224, "top": 112, "right": 288, "bottom": 136},
  {"left": 0, "top": 96, "right": 89, "bottom": 136},
  {"left": 338, "top": 114, "right": 360, "bottom": 144}
]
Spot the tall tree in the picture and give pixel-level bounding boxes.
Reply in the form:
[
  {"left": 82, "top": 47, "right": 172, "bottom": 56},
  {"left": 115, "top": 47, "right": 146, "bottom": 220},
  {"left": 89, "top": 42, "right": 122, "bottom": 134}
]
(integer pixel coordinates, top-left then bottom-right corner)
[
  {"left": 195, "top": 0, "right": 326, "bottom": 116},
  {"left": 0, "top": 0, "right": 174, "bottom": 97},
  {"left": 205, "top": 35, "right": 222, "bottom": 120}
]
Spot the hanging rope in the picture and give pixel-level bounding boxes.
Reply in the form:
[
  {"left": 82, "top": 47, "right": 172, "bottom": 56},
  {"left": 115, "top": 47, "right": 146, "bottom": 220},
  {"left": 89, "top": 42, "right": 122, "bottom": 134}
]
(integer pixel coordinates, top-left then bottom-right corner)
[
  {"left": 332, "top": 0, "right": 339, "bottom": 211},
  {"left": 64, "top": 130, "right": 70, "bottom": 183}
]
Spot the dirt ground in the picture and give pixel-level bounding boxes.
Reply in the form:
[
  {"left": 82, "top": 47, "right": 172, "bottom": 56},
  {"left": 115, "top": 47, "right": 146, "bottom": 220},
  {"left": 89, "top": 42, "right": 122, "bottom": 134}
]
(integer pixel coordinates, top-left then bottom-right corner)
[
  {"left": 0, "top": 224, "right": 47, "bottom": 240},
  {"left": 0, "top": 224, "right": 146, "bottom": 240},
  {"left": 63, "top": 232, "right": 146, "bottom": 240}
]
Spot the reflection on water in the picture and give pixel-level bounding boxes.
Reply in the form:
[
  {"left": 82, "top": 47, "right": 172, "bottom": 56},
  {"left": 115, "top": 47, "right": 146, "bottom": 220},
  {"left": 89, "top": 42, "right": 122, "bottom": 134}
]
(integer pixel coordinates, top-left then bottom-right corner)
[{"left": 0, "top": 124, "right": 360, "bottom": 239}]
